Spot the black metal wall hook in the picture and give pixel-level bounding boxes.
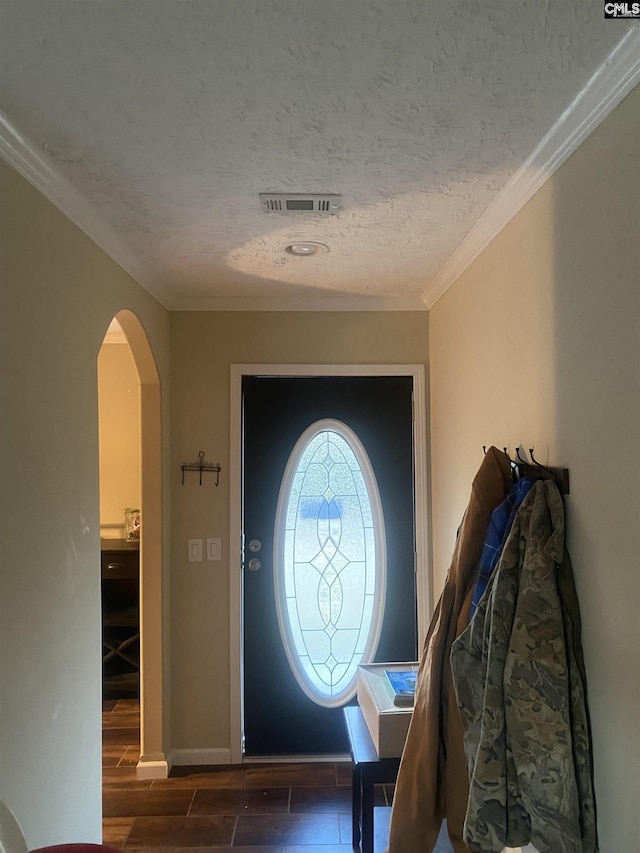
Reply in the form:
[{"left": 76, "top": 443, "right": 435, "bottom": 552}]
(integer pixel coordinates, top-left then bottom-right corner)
[
  {"left": 181, "top": 450, "right": 221, "bottom": 486},
  {"left": 529, "top": 447, "right": 546, "bottom": 468},
  {"left": 528, "top": 447, "right": 570, "bottom": 495}
]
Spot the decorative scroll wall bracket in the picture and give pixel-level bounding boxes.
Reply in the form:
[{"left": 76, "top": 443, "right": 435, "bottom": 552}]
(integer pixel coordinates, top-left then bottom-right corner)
[{"left": 181, "top": 451, "right": 221, "bottom": 486}]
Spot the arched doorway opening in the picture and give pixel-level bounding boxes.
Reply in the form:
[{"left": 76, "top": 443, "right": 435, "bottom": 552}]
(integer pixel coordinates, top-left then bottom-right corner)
[{"left": 98, "top": 309, "right": 166, "bottom": 778}]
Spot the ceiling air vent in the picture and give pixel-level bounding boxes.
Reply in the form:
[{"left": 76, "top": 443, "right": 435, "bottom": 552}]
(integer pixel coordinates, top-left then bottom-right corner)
[{"left": 259, "top": 193, "right": 342, "bottom": 215}]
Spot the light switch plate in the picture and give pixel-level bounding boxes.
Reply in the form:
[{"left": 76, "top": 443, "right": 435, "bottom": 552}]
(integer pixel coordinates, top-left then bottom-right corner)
[
  {"left": 207, "top": 538, "right": 222, "bottom": 561},
  {"left": 188, "top": 538, "right": 203, "bottom": 562}
]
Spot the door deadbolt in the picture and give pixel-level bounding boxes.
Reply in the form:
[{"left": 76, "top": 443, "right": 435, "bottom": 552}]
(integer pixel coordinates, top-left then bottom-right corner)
[{"left": 248, "top": 539, "right": 262, "bottom": 552}]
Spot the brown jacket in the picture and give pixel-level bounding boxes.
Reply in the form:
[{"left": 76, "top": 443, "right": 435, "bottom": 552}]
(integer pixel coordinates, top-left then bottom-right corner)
[{"left": 388, "top": 447, "right": 513, "bottom": 853}]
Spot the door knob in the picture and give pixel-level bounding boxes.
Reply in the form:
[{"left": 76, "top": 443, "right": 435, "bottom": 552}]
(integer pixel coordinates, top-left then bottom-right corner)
[{"left": 247, "top": 557, "right": 262, "bottom": 572}]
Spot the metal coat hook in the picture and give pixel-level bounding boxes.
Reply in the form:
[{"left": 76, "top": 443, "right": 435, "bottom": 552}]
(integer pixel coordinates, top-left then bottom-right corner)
[
  {"left": 181, "top": 450, "right": 221, "bottom": 486},
  {"left": 529, "top": 447, "right": 542, "bottom": 467},
  {"left": 528, "top": 447, "right": 570, "bottom": 495}
]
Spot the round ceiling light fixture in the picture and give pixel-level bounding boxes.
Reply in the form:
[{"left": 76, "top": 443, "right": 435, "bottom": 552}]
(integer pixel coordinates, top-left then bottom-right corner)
[{"left": 284, "top": 241, "right": 329, "bottom": 256}]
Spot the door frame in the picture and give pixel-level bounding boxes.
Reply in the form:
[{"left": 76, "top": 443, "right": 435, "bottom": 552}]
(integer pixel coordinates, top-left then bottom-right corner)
[{"left": 229, "top": 364, "right": 430, "bottom": 763}]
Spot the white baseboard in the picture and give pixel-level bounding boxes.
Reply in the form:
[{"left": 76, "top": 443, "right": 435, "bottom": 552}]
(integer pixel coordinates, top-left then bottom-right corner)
[
  {"left": 169, "top": 748, "right": 233, "bottom": 766},
  {"left": 243, "top": 753, "right": 350, "bottom": 764},
  {"left": 136, "top": 758, "right": 170, "bottom": 779}
]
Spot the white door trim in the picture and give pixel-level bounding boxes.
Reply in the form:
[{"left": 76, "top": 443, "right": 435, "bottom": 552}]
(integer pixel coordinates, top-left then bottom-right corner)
[{"left": 229, "top": 363, "right": 430, "bottom": 764}]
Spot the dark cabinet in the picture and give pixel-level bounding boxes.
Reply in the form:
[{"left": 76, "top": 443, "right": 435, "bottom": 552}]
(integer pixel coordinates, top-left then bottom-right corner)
[{"left": 101, "top": 539, "right": 139, "bottom": 699}]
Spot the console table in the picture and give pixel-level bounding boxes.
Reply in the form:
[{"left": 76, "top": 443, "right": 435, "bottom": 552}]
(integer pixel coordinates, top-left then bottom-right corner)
[{"left": 343, "top": 705, "right": 401, "bottom": 853}]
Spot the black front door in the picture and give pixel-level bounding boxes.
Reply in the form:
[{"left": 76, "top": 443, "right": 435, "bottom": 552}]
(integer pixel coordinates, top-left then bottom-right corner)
[{"left": 243, "top": 376, "right": 416, "bottom": 755}]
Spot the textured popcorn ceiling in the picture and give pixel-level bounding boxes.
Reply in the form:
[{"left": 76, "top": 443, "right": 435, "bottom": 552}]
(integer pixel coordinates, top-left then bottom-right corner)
[{"left": 0, "top": 1, "right": 632, "bottom": 309}]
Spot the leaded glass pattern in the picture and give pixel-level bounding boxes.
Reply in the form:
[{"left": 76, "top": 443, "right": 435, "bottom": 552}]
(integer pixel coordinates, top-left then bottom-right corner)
[{"left": 274, "top": 419, "right": 386, "bottom": 707}]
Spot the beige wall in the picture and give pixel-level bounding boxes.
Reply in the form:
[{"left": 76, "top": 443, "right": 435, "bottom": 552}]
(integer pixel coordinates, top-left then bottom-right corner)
[
  {"left": 98, "top": 342, "right": 141, "bottom": 538},
  {"left": 169, "top": 311, "right": 429, "bottom": 753},
  {"left": 429, "top": 87, "right": 640, "bottom": 853},
  {"left": 0, "top": 159, "right": 171, "bottom": 845}
]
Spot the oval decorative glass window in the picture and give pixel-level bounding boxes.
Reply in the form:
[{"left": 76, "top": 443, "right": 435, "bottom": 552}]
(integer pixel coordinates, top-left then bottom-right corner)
[{"left": 273, "top": 419, "right": 386, "bottom": 708}]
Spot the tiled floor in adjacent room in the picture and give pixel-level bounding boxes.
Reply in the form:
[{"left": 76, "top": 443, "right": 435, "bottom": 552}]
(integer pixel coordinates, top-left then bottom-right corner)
[{"left": 103, "top": 699, "right": 393, "bottom": 851}]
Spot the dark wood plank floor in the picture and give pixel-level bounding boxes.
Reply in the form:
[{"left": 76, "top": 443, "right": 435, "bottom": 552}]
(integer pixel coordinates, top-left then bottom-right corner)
[{"left": 103, "top": 699, "right": 393, "bottom": 851}]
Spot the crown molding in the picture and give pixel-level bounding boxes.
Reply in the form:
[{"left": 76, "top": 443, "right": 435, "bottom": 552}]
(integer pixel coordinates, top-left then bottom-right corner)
[
  {"left": 423, "top": 28, "right": 640, "bottom": 309},
  {"left": 173, "top": 294, "right": 428, "bottom": 312},
  {"left": 0, "top": 112, "right": 172, "bottom": 307}
]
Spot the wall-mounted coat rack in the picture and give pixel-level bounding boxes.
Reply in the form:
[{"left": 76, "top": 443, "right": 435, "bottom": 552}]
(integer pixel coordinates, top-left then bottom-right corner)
[
  {"left": 483, "top": 445, "right": 570, "bottom": 495},
  {"left": 181, "top": 451, "right": 221, "bottom": 486}
]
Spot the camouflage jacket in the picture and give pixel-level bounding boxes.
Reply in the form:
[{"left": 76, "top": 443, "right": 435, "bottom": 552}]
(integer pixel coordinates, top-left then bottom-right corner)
[{"left": 450, "top": 480, "right": 597, "bottom": 853}]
